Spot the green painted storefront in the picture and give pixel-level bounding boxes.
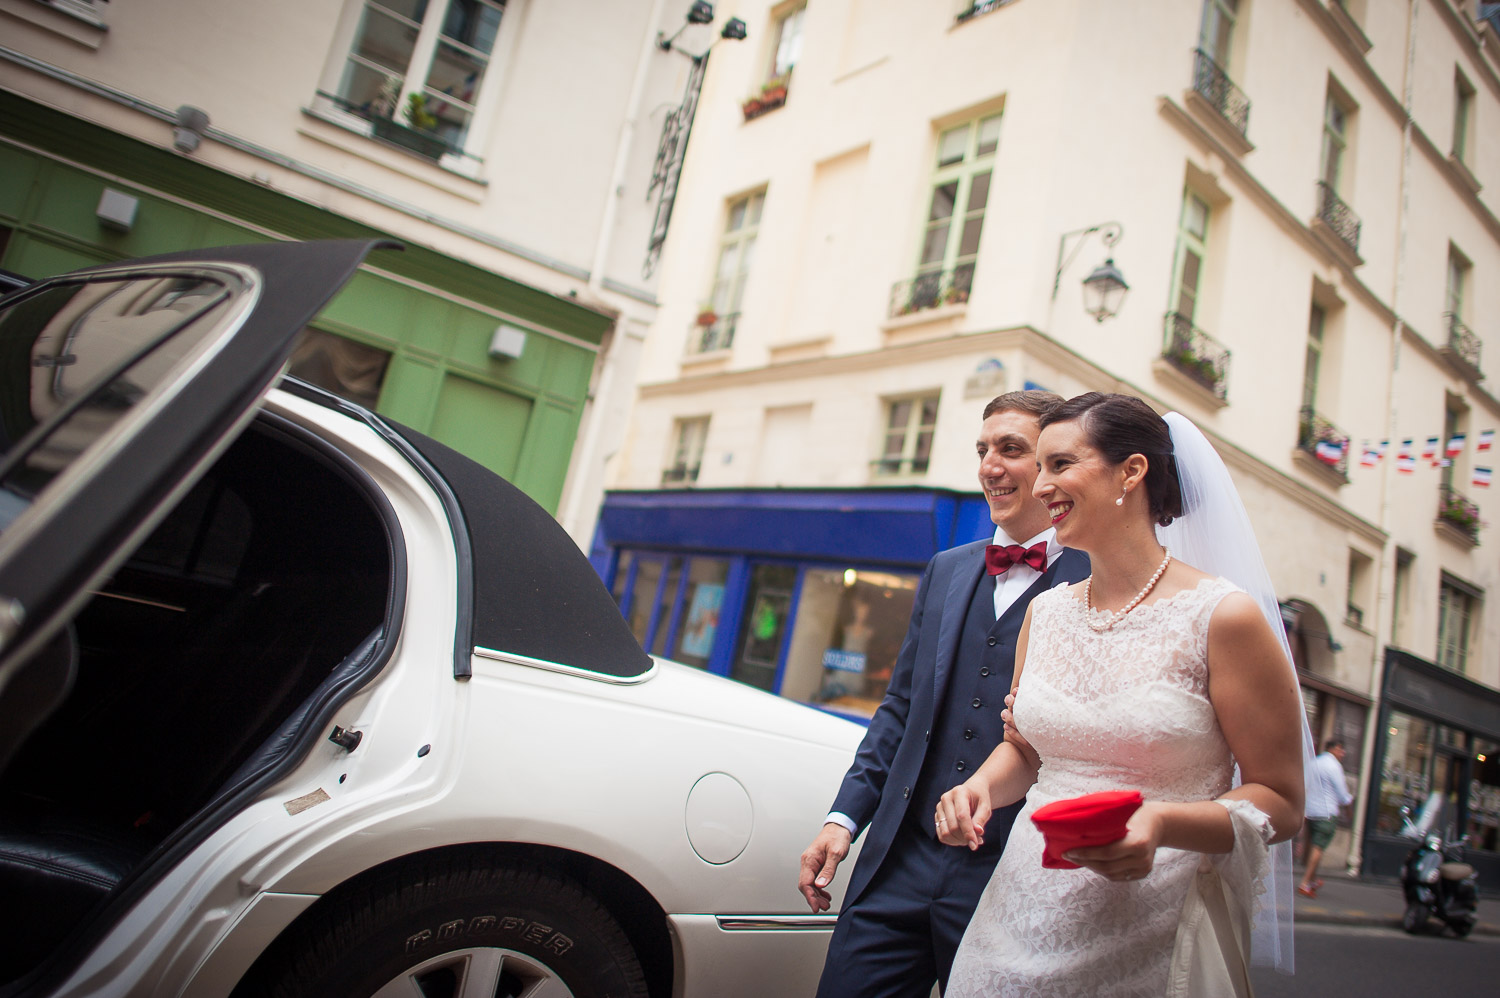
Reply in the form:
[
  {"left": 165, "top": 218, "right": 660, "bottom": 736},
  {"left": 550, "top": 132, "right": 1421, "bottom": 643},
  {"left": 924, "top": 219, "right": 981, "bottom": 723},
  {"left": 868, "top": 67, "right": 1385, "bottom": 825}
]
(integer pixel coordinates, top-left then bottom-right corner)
[{"left": 0, "top": 91, "right": 610, "bottom": 512}]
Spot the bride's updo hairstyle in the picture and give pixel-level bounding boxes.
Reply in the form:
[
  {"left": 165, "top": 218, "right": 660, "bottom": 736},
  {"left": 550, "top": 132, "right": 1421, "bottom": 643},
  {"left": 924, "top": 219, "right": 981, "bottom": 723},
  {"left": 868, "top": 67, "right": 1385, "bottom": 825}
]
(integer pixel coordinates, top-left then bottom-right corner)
[{"left": 1040, "top": 392, "right": 1184, "bottom": 526}]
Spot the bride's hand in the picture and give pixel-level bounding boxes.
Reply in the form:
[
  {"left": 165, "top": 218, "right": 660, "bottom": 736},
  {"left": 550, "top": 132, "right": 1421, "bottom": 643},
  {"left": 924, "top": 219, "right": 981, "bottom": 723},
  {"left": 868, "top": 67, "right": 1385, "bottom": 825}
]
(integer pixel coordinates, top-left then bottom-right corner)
[
  {"left": 1001, "top": 688, "right": 1040, "bottom": 770},
  {"left": 1063, "top": 802, "right": 1164, "bottom": 882},
  {"left": 935, "top": 780, "right": 992, "bottom": 850}
]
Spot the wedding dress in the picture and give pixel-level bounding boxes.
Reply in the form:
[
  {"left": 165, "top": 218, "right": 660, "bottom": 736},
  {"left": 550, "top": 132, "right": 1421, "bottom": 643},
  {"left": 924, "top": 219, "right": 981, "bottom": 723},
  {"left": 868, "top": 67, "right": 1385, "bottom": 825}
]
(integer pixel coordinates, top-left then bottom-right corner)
[{"left": 945, "top": 577, "right": 1273, "bottom": 998}]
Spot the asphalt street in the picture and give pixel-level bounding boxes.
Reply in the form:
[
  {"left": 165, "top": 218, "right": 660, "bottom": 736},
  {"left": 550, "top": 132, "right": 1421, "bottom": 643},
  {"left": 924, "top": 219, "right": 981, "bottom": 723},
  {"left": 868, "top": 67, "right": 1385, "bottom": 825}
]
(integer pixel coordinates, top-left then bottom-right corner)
[{"left": 1250, "top": 921, "right": 1499, "bottom": 997}]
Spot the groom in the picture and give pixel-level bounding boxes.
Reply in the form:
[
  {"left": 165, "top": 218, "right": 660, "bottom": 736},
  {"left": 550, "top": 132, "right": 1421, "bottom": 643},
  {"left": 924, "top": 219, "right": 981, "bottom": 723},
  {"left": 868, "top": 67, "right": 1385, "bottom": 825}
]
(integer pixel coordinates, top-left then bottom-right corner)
[{"left": 798, "top": 390, "right": 1090, "bottom": 997}]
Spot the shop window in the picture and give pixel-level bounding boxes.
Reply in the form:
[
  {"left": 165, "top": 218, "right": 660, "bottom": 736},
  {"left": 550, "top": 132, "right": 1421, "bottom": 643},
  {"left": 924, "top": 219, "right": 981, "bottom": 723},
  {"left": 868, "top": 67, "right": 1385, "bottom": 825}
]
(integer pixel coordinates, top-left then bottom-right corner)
[
  {"left": 625, "top": 557, "right": 665, "bottom": 647},
  {"left": 323, "top": 0, "right": 509, "bottom": 161},
  {"left": 1436, "top": 574, "right": 1479, "bottom": 674},
  {"left": 874, "top": 394, "right": 939, "bottom": 477},
  {"left": 287, "top": 328, "right": 392, "bottom": 409},
  {"left": 648, "top": 559, "right": 684, "bottom": 657},
  {"left": 672, "top": 559, "right": 730, "bottom": 669},
  {"left": 778, "top": 568, "right": 920, "bottom": 718},
  {"left": 1377, "top": 712, "right": 1466, "bottom": 837},
  {"left": 730, "top": 564, "right": 798, "bottom": 692},
  {"left": 1470, "top": 740, "right": 1500, "bottom": 854},
  {"left": 663, "top": 416, "right": 709, "bottom": 485}
]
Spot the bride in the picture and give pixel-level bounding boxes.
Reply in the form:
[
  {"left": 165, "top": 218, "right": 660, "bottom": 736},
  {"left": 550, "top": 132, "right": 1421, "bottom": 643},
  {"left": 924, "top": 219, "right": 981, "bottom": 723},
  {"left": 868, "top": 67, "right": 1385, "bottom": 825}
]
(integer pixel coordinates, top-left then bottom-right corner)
[{"left": 934, "top": 393, "right": 1310, "bottom": 997}]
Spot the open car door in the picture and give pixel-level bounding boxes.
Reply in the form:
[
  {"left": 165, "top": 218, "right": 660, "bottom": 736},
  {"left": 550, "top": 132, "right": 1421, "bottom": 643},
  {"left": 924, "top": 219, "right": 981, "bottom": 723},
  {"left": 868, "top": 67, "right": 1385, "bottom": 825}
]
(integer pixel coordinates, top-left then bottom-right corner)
[{"left": 0, "top": 240, "right": 392, "bottom": 772}]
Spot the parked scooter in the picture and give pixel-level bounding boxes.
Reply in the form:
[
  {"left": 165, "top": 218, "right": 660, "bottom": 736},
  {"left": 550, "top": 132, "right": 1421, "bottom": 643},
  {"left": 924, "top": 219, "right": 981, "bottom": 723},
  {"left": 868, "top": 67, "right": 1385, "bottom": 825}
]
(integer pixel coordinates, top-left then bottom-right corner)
[{"left": 1399, "top": 804, "right": 1480, "bottom": 937}]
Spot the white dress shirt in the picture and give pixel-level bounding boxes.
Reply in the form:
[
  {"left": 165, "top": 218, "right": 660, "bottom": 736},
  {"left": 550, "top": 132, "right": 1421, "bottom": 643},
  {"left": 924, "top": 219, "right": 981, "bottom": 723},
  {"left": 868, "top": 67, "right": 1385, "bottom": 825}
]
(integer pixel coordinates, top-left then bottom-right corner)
[
  {"left": 1305, "top": 751, "right": 1353, "bottom": 820},
  {"left": 825, "top": 527, "right": 1063, "bottom": 837}
]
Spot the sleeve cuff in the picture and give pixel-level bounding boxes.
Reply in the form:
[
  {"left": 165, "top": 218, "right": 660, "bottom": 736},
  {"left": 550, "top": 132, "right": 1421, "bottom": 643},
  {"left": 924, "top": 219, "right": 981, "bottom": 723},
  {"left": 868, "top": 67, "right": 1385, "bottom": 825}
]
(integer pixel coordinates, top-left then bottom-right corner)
[{"left": 825, "top": 812, "right": 858, "bottom": 836}]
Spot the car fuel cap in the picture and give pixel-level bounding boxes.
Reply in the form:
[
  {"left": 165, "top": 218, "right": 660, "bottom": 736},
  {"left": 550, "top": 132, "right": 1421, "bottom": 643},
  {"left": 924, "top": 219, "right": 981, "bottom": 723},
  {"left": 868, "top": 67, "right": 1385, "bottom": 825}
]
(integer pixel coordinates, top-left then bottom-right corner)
[{"left": 684, "top": 772, "right": 753, "bottom": 865}]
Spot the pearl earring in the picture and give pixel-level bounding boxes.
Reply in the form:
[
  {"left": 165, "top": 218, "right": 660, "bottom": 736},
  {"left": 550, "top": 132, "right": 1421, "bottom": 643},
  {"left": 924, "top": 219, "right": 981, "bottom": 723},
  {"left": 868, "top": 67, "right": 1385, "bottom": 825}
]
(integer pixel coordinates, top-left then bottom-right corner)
[{"left": 1116, "top": 488, "right": 1126, "bottom": 507}]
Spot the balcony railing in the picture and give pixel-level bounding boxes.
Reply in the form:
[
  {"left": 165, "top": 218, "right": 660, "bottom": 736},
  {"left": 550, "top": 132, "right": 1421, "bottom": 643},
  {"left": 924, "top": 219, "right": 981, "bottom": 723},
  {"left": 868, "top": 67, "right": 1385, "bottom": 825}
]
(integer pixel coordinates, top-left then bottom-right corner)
[
  {"left": 660, "top": 463, "right": 701, "bottom": 486},
  {"left": 1437, "top": 484, "right": 1483, "bottom": 542},
  {"left": 1297, "top": 405, "right": 1352, "bottom": 478},
  {"left": 889, "top": 265, "right": 973, "bottom": 318},
  {"left": 1315, "top": 181, "right": 1362, "bottom": 254},
  {"left": 1191, "top": 49, "right": 1251, "bottom": 138},
  {"left": 955, "top": 0, "right": 1017, "bottom": 22},
  {"left": 1443, "top": 312, "right": 1483, "bottom": 372},
  {"left": 1161, "top": 312, "right": 1231, "bottom": 400},
  {"left": 687, "top": 312, "right": 740, "bottom": 354}
]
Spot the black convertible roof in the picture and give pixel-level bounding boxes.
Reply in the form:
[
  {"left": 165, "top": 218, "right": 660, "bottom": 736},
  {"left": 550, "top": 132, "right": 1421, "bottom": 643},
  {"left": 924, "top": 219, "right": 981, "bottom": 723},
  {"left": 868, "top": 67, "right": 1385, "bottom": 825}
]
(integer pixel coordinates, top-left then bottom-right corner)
[{"left": 385, "top": 421, "right": 652, "bottom": 680}]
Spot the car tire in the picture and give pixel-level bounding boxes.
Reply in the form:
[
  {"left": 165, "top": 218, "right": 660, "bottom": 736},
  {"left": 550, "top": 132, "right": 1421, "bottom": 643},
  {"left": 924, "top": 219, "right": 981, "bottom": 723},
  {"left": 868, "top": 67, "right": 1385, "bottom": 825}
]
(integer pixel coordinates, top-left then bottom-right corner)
[
  {"left": 1401, "top": 901, "right": 1427, "bottom": 934},
  {"left": 248, "top": 856, "right": 650, "bottom": 998}
]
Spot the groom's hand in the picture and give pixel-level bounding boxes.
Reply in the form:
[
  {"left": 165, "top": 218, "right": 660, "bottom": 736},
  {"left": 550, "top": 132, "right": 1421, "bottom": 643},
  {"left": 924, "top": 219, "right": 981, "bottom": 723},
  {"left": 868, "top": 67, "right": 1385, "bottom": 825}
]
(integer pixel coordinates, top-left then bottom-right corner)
[{"left": 799, "top": 822, "right": 852, "bottom": 913}]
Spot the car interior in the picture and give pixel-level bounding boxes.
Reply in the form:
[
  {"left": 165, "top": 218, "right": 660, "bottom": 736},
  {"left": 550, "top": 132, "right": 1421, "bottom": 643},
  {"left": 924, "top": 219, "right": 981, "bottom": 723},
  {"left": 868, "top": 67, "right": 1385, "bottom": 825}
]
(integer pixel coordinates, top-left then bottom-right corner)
[{"left": 0, "top": 416, "right": 395, "bottom": 985}]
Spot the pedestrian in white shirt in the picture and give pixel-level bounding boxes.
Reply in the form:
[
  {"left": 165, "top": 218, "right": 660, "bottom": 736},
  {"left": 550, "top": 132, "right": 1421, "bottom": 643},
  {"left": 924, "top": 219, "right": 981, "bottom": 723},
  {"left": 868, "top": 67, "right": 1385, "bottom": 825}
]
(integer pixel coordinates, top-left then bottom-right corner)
[{"left": 1298, "top": 738, "right": 1354, "bottom": 897}]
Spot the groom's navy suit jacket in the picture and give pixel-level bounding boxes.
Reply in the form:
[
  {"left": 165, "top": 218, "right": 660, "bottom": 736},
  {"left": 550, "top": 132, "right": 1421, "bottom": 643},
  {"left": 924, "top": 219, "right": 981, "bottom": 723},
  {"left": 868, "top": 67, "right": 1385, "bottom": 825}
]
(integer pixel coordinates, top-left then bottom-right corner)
[{"left": 830, "top": 538, "right": 1090, "bottom": 909}]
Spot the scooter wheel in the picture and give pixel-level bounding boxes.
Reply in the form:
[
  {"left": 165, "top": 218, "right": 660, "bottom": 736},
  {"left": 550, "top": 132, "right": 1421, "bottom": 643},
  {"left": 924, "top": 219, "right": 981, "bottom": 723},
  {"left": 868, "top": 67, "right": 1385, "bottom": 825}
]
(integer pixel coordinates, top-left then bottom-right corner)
[
  {"left": 1401, "top": 902, "right": 1427, "bottom": 934},
  {"left": 1451, "top": 917, "right": 1475, "bottom": 939}
]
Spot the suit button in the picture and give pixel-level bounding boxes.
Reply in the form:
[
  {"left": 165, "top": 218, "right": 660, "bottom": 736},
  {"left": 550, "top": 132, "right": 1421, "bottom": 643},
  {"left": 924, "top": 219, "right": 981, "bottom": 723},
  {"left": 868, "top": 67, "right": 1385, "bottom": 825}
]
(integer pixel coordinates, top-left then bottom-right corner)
[
  {"left": 956, "top": 761, "right": 966, "bottom": 772},
  {"left": 980, "top": 667, "right": 990, "bottom": 677},
  {"left": 987, "top": 637, "right": 998, "bottom": 647},
  {"left": 964, "top": 729, "right": 974, "bottom": 740},
  {"left": 972, "top": 698, "right": 982, "bottom": 708},
  {"left": 902, "top": 786, "right": 911, "bottom": 799}
]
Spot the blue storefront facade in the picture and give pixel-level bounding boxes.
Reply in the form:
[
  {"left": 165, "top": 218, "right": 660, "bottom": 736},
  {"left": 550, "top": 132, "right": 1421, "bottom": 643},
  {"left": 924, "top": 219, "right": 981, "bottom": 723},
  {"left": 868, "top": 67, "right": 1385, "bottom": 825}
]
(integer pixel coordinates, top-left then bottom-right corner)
[{"left": 591, "top": 487, "right": 995, "bottom": 722}]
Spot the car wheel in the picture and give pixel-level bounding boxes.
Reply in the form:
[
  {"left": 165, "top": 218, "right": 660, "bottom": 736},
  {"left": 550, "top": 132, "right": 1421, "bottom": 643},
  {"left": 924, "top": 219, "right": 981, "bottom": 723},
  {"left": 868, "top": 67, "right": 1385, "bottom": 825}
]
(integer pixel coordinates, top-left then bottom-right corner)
[
  {"left": 248, "top": 857, "right": 649, "bottom": 998},
  {"left": 1401, "top": 902, "right": 1427, "bottom": 934}
]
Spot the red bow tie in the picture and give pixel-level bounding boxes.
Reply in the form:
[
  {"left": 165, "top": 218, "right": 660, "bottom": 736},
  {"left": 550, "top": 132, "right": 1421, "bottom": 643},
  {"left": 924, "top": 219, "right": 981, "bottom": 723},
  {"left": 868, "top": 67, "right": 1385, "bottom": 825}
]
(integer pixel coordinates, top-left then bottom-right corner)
[{"left": 986, "top": 541, "right": 1048, "bottom": 575}]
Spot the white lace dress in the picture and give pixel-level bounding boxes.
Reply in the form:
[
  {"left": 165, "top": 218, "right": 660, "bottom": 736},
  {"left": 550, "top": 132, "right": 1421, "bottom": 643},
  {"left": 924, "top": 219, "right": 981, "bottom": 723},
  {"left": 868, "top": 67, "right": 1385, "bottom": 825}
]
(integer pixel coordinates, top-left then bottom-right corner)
[{"left": 946, "top": 577, "right": 1272, "bottom": 998}]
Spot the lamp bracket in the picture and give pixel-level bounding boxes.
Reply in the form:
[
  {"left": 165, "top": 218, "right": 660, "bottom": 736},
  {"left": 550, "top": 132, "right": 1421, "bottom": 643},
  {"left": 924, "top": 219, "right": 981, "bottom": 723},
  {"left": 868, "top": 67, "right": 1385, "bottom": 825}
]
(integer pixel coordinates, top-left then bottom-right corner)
[{"left": 1052, "top": 221, "right": 1124, "bottom": 300}]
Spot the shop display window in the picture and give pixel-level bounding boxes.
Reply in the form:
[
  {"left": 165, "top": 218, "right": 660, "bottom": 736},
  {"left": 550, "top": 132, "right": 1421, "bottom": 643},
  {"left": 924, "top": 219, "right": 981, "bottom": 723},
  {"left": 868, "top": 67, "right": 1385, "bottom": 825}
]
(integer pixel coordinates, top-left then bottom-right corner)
[
  {"left": 1469, "top": 740, "right": 1500, "bottom": 854},
  {"left": 1376, "top": 711, "right": 1465, "bottom": 838},
  {"left": 672, "top": 559, "right": 729, "bottom": 669},
  {"left": 731, "top": 564, "right": 798, "bottom": 692},
  {"left": 778, "top": 568, "right": 919, "bottom": 718}
]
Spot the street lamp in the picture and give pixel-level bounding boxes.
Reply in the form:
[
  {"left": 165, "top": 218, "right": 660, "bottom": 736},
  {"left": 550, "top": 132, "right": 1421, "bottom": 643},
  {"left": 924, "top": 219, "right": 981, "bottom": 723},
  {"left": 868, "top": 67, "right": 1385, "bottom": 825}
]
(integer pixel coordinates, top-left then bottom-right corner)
[{"left": 1052, "top": 222, "right": 1128, "bottom": 322}]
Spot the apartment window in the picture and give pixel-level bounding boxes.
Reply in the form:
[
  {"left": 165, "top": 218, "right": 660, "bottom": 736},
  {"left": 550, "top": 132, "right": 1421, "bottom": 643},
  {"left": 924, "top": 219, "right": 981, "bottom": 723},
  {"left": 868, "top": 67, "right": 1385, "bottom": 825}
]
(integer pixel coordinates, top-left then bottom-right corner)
[
  {"left": 1320, "top": 92, "right": 1349, "bottom": 193},
  {"left": 695, "top": 192, "right": 764, "bottom": 354},
  {"left": 1454, "top": 70, "right": 1476, "bottom": 163},
  {"left": 1171, "top": 192, "right": 1211, "bottom": 322},
  {"left": 909, "top": 114, "right": 1001, "bottom": 307},
  {"left": 1199, "top": 0, "right": 1238, "bottom": 68},
  {"left": 663, "top": 417, "right": 709, "bottom": 485},
  {"left": 1446, "top": 245, "right": 1470, "bottom": 322},
  {"left": 1392, "top": 548, "right": 1413, "bottom": 646},
  {"left": 1302, "top": 304, "right": 1325, "bottom": 412},
  {"left": 1346, "top": 548, "right": 1372, "bottom": 627},
  {"left": 333, "top": 0, "right": 507, "bottom": 154},
  {"left": 875, "top": 394, "right": 939, "bottom": 476},
  {"left": 1437, "top": 575, "right": 1479, "bottom": 673},
  {"left": 769, "top": 5, "right": 805, "bottom": 80}
]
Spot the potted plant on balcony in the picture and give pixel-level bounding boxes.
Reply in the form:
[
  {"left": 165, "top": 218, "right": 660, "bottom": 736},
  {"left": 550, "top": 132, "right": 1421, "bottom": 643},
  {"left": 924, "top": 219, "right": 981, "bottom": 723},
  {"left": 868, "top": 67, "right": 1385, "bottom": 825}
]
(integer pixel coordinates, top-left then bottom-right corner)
[
  {"left": 1168, "top": 346, "right": 1219, "bottom": 389},
  {"left": 695, "top": 305, "right": 719, "bottom": 327},
  {"left": 742, "top": 75, "right": 790, "bottom": 121},
  {"left": 1437, "top": 493, "right": 1486, "bottom": 534},
  {"left": 370, "top": 81, "right": 449, "bottom": 161}
]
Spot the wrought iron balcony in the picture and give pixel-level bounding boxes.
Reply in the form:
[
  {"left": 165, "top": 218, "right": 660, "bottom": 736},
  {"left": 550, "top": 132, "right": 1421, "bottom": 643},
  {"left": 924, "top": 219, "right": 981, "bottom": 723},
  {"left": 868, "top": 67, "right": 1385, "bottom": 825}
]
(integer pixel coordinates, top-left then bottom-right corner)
[
  {"left": 1191, "top": 49, "right": 1251, "bottom": 138},
  {"left": 1443, "top": 312, "right": 1482, "bottom": 372},
  {"left": 889, "top": 265, "right": 974, "bottom": 318},
  {"left": 956, "top": 0, "right": 1017, "bottom": 22},
  {"left": 687, "top": 312, "right": 740, "bottom": 354},
  {"left": 1315, "top": 181, "right": 1362, "bottom": 254},
  {"left": 1437, "top": 484, "right": 1483, "bottom": 542},
  {"left": 660, "top": 463, "right": 701, "bottom": 486},
  {"left": 1297, "top": 405, "right": 1352, "bottom": 478},
  {"left": 1161, "top": 312, "right": 1231, "bottom": 401}
]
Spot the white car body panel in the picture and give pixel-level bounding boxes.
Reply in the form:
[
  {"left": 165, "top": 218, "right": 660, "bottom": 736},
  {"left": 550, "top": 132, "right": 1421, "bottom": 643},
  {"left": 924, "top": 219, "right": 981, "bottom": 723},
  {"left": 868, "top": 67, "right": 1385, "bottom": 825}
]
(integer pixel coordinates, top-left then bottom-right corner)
[{"left": 44, "top": 390, "right": 863, "bottom": 998}]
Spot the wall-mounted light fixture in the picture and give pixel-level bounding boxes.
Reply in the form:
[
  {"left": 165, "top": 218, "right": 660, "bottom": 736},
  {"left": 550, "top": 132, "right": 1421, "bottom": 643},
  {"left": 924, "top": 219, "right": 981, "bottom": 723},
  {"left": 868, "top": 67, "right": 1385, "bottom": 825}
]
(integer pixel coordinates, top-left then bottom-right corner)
[
  {"left": 96, "top": 188, "right": 139, "bottom": 232},
  {"left": 1053, "top": 221, "right": 1129, "bottom": 323},
  {"left": 488, "top": 323, "right": 527, "bottom": 361},
  {"left": 173, "top": 105, "right": 210, "bottom": 154}
]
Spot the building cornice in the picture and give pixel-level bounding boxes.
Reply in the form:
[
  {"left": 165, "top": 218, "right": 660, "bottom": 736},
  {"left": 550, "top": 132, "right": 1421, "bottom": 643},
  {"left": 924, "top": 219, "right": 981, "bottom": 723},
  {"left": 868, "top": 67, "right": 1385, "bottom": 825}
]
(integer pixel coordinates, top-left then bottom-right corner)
[{"left": 640, "top": 323, "right": 1389, "bottom": 545}]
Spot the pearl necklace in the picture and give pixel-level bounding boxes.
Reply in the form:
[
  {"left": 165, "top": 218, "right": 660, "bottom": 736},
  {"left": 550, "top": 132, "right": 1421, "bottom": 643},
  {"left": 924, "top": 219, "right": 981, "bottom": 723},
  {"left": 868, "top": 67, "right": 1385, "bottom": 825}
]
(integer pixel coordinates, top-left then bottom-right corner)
[{"left": 1083, "top": 549, "right": 1172, "bottom": 632}]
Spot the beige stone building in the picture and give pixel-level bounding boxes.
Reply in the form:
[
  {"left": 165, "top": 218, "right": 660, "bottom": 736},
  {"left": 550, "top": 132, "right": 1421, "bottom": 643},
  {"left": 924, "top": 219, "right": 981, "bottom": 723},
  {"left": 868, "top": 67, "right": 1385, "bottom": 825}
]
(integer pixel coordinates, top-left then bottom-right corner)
[
  {"left": 0, "top": 0, "right": 743, "bottom": 543},
  {"left": 598, "top": 0, "right": 1500, "bottom": 880}
]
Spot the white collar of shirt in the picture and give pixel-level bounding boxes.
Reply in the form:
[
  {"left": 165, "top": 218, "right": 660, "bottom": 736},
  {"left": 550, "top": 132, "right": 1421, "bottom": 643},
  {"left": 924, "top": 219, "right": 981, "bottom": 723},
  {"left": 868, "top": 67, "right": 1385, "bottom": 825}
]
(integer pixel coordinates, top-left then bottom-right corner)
[{"left": 991, "top": 525, "right": 1061, "bottom": 619}]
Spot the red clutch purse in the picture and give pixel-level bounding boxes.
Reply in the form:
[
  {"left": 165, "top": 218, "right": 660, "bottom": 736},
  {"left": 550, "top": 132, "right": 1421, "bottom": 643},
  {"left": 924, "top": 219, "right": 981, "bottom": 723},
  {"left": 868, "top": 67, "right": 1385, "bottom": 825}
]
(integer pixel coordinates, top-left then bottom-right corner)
[{"left": 1030, "top": 790, "right": 1144, "bottom": 869}]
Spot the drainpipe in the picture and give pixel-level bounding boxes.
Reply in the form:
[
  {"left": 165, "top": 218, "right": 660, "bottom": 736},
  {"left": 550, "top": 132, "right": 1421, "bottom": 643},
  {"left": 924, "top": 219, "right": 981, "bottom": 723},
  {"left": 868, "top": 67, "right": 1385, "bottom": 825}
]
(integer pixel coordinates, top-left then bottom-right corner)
[
  {"left": 560, "top": 0, "right": 667, "bottom": 545},
  {"left": 1348, "top": 0, "right": 1420, "bottom": 877}
]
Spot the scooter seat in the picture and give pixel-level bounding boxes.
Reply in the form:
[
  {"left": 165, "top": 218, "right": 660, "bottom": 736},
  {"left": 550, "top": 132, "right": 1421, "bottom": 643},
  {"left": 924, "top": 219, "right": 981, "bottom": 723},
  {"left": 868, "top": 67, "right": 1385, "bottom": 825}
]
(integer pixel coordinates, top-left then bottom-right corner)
[{"left": 1439, "top": 862, "right": 1474, "bottom": 880}]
